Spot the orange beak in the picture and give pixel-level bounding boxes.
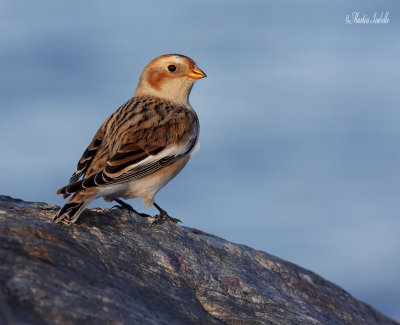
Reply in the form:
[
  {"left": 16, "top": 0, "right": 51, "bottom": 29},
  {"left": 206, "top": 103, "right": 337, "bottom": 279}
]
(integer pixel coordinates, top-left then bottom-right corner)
[{"left": 187, "top": 65, "right": 207, "bottom": 79}]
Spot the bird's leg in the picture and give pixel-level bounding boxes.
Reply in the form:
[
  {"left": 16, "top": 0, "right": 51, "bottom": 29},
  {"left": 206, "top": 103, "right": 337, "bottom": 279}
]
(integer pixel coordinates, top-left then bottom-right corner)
[
  {"left": 151, "top": 202, "right": 181, "bottom": 226},
  {"left": 112, "top": 199, "right": 151, "bottom": 218}
]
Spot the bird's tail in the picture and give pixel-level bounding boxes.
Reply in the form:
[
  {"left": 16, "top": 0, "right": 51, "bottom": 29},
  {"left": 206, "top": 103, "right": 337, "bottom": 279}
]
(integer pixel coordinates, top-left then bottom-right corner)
[{"left": 53, "top": 190, "right": 97, "bottom": 225}]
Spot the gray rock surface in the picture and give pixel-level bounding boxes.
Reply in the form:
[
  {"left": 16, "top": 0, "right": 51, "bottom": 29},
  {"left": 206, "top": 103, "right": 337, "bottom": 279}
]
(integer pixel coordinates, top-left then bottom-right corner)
[{"left": 0, "top": 195, "right": 397, "bottom": 325}]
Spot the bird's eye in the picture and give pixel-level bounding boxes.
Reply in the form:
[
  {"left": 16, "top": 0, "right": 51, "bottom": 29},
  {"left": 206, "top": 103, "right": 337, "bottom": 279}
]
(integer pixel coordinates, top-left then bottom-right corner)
[{"left": 168, "top": 65, "right": 176, "bottom": 72}]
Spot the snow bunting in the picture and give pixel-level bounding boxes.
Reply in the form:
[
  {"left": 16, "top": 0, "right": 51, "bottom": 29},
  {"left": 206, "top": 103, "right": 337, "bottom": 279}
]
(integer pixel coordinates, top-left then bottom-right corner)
[{"left": 54, "top": 54, "right": 206, "bottom": 225}]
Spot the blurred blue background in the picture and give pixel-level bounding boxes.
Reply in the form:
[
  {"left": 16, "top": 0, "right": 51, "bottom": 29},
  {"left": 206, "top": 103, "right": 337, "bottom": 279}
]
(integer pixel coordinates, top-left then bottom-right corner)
[{"left": 1, "top": 0, "right": 399, "bottom": 321}]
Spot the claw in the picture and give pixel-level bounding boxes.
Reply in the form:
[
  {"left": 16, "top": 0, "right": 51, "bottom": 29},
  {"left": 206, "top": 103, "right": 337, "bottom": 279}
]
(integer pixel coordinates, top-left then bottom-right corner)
[
  {"left": 150, "top": 202, "right": 182, "bottom": 226},
  {"left": 151, "top": 213, "right": 181, "bottom": 227}
]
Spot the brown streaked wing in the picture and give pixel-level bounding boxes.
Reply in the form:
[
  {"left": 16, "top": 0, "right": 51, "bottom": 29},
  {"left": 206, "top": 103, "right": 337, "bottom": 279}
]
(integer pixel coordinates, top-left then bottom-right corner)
[
  {"left": 58, "top": 97, "right": 198, "bottom": 194},
  {"left": 102, "top": 104, "right": 195, "bottom": 179},
  {"left": 57, "top": 137, "right": 195, "bottom": 196}
]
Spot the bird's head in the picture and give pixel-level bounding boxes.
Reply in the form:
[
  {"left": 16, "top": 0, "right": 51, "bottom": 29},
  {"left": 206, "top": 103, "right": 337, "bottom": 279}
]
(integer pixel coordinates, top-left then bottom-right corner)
[{"left": 134, "top": 54, "right": 206, "bottom": 105}]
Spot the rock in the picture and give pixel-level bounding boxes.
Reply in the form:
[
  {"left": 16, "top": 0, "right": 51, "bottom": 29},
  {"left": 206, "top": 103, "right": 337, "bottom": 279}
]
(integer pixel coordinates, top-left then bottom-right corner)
[{"left": 0, "top": 195, "right": 397, "bottom": 325}]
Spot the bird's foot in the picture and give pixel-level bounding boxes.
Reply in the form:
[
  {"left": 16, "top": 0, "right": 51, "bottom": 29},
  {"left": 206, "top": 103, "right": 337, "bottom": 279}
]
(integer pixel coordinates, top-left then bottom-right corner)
[
  {"left": 151, "top": 206, "right": 181, "bottom": 227},
  {"left": 112, "top": 199, "right": 151, "bottom": 218}
]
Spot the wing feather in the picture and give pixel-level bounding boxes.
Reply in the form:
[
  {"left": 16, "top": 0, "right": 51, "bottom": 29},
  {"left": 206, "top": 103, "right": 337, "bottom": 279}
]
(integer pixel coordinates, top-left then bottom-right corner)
[
  {"left": 68, "top": 123, "right": 106, "bottom": 184},
  {"left": 57, "top": 96, "right": 199, "bottom": 196}
]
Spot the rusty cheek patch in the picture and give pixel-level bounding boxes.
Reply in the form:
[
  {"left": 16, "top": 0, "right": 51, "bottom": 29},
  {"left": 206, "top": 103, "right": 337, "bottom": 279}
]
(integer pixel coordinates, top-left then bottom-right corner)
[{"left": 147, "top": 70, "right": 168, "bottom": 91}]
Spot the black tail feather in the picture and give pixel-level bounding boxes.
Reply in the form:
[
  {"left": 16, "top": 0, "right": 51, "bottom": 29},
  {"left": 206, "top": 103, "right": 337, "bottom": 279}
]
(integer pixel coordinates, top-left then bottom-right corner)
[{"left": 53, "top": 201, "right": 85, "bottom": 225}]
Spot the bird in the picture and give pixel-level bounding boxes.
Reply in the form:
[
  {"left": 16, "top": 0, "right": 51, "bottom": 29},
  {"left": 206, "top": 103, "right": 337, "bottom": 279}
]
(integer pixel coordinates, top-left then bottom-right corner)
[{"left": 54, "top": 54, "right": 206, "bottom": 225}]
